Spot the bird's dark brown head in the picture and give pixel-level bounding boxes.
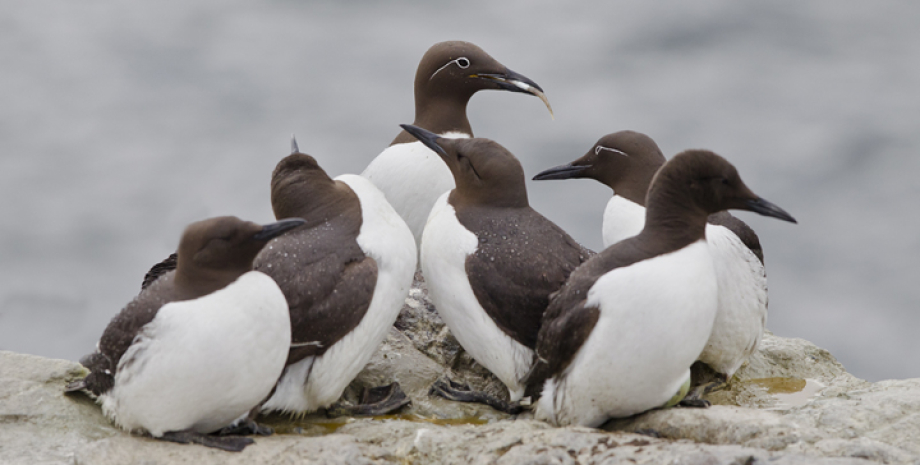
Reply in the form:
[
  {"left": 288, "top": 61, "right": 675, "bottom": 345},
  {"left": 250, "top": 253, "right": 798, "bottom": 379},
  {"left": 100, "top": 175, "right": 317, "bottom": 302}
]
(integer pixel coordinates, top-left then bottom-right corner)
[
  {"left": 400, "top": 124, "right": 528, "bottom": 209},
  {"left": 533, "top": 130, "right": 666, "bottom": 205},
  {"left": 175, "top": 216, "right": 305, "bottom": 294},
  {"left": 396, "top": 41, "right": 552, "bottom": 142},
  {"left": 269, "top": 148, "right": 352, "bottom": 222},
  {"left": 647, "top": 150, "right": 797, "bottom": 224}
]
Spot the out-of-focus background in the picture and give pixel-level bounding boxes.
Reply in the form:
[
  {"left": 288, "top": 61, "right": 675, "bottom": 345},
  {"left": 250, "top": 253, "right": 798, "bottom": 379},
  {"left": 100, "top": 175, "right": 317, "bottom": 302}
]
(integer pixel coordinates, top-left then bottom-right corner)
[{"left": 1, "top": 1, "right": 917, "bottom": 382}]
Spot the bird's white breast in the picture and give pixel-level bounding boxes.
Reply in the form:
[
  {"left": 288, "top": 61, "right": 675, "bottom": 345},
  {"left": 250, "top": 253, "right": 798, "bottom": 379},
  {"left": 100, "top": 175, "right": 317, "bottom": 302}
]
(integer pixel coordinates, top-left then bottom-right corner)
[
  {"left": 101, "top": 271, "right": 290, "bottom": 436},
  {"left": 420, "top": 192, "right": 534, "bottom": 401},
  {"left": 603, "top": 201, "right": 768, "bottom": 378},
  {"left": 262, "top": 175, "right": 417, "bottom": 413},
  {"left": 601, "top": 195, "right": 646, "bottom": 248},
  {"left": 361, "top": 133, "right": 469, "bottom": 247},
  {"left": 537, "top": 240, "right": 717, "bottom": 427}
]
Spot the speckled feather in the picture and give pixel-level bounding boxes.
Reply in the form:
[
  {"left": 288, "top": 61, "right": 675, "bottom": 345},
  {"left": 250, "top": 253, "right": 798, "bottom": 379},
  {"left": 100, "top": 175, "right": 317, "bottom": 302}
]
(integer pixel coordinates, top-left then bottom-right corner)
[
  {"left": 458, "top": 204, "right": 591, "bottom": 349},
  {"left": 253, "top": 222, "right": 376, "bottom": 364}
]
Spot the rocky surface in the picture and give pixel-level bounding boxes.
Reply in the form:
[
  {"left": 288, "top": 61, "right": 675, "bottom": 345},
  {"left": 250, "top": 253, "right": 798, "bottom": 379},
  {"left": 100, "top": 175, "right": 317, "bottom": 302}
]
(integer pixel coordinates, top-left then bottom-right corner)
[{"left": 3, "top": 284, "right": 920, "bottom": 464}]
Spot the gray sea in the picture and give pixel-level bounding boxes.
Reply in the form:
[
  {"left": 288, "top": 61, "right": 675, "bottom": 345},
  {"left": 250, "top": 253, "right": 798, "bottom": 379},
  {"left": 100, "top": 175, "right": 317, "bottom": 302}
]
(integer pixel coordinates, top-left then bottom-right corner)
[{"left": 1, "top": 1, "right": 918, "bottom": 382}]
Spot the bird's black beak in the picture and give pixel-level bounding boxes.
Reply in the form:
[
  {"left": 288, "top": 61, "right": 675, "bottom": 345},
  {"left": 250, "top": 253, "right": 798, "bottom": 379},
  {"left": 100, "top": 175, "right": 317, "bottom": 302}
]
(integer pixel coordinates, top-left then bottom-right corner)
[
  {"left": 399, "top": 124, "right": 448, "bottom": 157},
  {"left": 533, "top": 162, "right": 591, "bottom": 181},
  {"left": 744, "top": 198, "right": 798, "bottom": 224},
  {"left": 471, "top": 68, "right": 554, "bottom": 118},
  {"left": 253, "top": 218, "right": 307, "bottom": 241}
]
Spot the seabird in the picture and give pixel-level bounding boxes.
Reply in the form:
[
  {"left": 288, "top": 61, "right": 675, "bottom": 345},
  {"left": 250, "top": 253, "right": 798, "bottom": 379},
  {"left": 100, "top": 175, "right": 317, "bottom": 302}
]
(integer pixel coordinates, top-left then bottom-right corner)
[
  {"left": 400, "top": 124, "right": 590, "bottom": 413},
  {"left": 533, "top": 131, "right": 773, "bottom": 398},
  {"left": 255, "top": 138, "right": 418, "bottom": 416},
  {"left": 527, "top": 150, "right": 796, "bottom": 427},
  {"left": 362, "top": 41, "right": 553, "bottom": 247},
  {"left": 66, "top": 216, "right": 305, "bottom": 451}
]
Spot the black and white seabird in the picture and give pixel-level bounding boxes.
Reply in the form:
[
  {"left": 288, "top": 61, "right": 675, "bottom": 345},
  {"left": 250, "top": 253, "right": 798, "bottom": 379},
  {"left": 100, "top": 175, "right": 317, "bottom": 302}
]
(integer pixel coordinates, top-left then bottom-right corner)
[
  {"left": 533, "top": 131, "right": 773, "bottom": 398},
  {"left": 362, "top": 41, "right": 553, "bottom": 247},
  {"left": 255, "top": 139, "right": 418, "bottom": 415},
  {"left": 400, "top": 124, "right": 590, "bottom": 413},
  {"left": 527, "top": 150, "right": 796, "bottom": 427},
  {"left": 136, "top": 140, "right": 417, "bottom": 417},
  {"left": 67, "top": 216, "right": 305, "bottom": 451}
]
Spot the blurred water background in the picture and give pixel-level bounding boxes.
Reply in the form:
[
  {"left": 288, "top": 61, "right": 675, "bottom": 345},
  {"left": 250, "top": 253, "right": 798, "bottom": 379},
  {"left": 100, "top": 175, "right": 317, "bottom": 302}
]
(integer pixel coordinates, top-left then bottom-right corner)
[{"left": 1, "top": 1, "right": 918, "bottom": 382}]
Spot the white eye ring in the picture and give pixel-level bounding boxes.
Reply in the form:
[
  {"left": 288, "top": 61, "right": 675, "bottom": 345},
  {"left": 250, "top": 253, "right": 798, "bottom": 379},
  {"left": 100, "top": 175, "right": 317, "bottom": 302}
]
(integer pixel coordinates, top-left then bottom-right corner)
[{"left": 595, "top": 145, "right": 628, "bottom": 156}]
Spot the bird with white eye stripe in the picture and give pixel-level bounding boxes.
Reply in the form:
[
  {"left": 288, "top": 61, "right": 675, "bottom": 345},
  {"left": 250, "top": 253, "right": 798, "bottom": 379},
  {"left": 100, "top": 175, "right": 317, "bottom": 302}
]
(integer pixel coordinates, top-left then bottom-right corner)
[
  {"left": 529, "top": 145, "right": 797, "bottom": 427},
  {"left": 362, "top": 41, "right": 554, "bottom": 248},
  {"left": 533, "top": 131, "right": 778, "bottom": 401}
]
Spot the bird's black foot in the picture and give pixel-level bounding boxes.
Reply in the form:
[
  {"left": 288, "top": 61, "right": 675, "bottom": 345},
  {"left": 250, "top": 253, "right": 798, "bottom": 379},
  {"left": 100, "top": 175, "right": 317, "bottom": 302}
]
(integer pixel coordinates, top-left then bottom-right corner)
[
  {"left": 697, "top": 375, "right": 730, "bottom": 396},
  {"left": 678, "top": 397, "right": 711, "bottom": 408},
  {"left": 682, "top": 372, "right": 728, "bottom": 408},
  {"left": 326, "top": 382, "right": 411, "bottom": 417},
  {"left": 159, "top": 430, "right": 255, "bottom": 452},
  {"left": 63, "top": 379, "right": 86, "bottom": 393},
  {"left": 217, "top": 419, "right": 273, "bottom": 436},
  {"left": 428, "top": 376, "right": 523, "bottom": 414}
]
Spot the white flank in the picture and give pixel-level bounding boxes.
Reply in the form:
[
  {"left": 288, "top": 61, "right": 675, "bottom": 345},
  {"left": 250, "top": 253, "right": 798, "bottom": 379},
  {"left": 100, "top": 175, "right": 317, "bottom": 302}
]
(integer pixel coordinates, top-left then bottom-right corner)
[
  {"left": 536, "top": 240, "right": 717, "bottom": 427},
  {"left": 262, "top": 174, "right": 417, "bottom": 413},
  {"left": 603, "top": 201, "right": 768, "bottom": 378},
  {"left": 421, "top": 192, "right": 534, "bottom": 401},
  {"left": 699, "top": 224, "right": 768, "bottom": 376},
  {"left": 361, "top": 133, "right": 469, "bottom": 248},
  {"left": 100, "top": 272, "right": 290, "bottom": 436}
]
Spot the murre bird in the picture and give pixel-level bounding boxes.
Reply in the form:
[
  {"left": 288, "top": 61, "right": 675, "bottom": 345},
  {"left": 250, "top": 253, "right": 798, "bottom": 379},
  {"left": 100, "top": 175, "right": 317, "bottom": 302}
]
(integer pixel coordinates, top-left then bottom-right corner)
[
  {"left": 136, "top": 139, "right": 417, "bottom": 417},
  {"left": 400, "top": 124, "right": 590, "bottom": 413},
  {"left": 533, "top": 131, "right": 665, "bottom": 245},
  {"left": 66, "top": 216, "right": 305, "bottom": 451},
  {"left": 362, "top": 41, "right": 553, "bottom": 247},
  {"left": 256, "top": 138, "right": 417, "bottom": 416},
  {"left": 533, "top": 131, "right": 773, "bottom": 398},
  {"left": 527, "top": 150, "right": 796, "bottom": 427}
]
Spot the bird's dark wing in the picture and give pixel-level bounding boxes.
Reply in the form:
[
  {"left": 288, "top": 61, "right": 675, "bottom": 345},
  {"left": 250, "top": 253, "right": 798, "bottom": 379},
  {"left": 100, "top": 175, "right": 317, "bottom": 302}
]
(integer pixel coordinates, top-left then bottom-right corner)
[
  {"left": 254, "top": 227, "right": 377, "bottom": 365},
  {"left": 461, "top": 207, "right": 591, "bottom": 349},
  {"left": 73, "top": 274, "right": 179, "bottom": 396},
  {"left": 523, "top": 299, "right": 600, "bottom": 399},
  {"left": 141, "top": 253, "right": 178, "bottom": 290}
]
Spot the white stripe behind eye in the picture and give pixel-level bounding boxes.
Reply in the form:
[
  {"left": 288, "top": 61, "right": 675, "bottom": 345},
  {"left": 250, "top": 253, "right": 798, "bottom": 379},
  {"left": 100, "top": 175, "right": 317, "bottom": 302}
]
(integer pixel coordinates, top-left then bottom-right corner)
[
  {"left": 595, "top": 145, "right": 628, "bottom": 157},
  {"left": 429, "top": 57, "right": 470, "bottom": 81}
]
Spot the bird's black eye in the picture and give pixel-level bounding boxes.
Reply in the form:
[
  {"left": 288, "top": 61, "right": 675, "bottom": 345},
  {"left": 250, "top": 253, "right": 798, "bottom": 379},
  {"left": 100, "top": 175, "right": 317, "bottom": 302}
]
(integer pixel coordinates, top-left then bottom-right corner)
[
  {"left": 456, "top": 57, "right": 470, "bottom": 68},
  {"left": 721, "top": 178, "right": 730, "bottom": 185}
]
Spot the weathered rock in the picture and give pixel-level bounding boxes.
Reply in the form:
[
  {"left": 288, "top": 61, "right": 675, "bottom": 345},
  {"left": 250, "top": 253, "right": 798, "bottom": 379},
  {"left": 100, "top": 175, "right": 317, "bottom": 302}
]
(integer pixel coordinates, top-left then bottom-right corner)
[
  {"left": 4, "top": 284, "right": 920, "bottom": 464},
  {"left": 343, "top": 327, "right": 510, "bottom": 420}
]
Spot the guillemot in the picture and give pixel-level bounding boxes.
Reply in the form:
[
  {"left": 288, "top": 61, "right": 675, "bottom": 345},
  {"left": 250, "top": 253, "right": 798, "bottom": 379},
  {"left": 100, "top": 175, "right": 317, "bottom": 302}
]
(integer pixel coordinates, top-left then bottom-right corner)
[
  {"left": 362, "top": 41, "right": 553, "bottom": 247},
  {"left": 66, "top": 216, "right": 305, "bottom": 451},
  {"left": 533, "top": 131, "right": 773, "bottom": 399},
  {"left": 527, "top": 150, "right": 796, "bottom": 427},
  {"left": 255, "top": 138, "right": 417, "bottom": 416},
  {"left": 136, "top": 140, "right": 417, "bottom": 416},
  {"left": 400, "top": 124, "right": 590, "bottom": 413}
]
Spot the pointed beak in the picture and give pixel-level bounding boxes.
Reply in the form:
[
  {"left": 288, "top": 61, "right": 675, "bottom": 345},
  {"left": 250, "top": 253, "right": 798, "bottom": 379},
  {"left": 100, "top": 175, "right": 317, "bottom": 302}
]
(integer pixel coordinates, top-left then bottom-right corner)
[
  {"left": 291, "top": 134, "right": 300, "bottom": 154},
  {"left": 471, "top": 68, "right": 554, "bottom": 119},
  {"left": 253, "top": 218, "right": 307, "bottom": 241},
  {"left": 399, "top": 124, "right": 448, "bottom": 157},
  {"left": 744, "top": 198, "right": 798, "bottom": 224},
  {"left": 533, "top": 162, "right": 591, "bottom": 181}
]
